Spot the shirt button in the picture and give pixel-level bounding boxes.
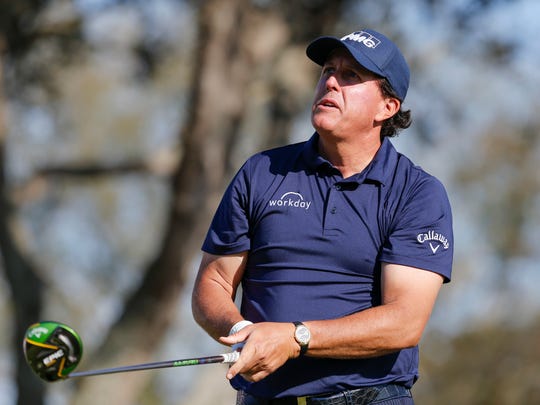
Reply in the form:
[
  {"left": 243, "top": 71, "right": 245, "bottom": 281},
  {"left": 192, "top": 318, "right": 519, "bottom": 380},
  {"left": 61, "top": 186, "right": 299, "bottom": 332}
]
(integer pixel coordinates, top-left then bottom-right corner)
[
  {"left": 330, "top": 207, "right": 337, "bottom": 214},
  {"left": 335, "top": 184, "right": 342, "bottom": 190}
]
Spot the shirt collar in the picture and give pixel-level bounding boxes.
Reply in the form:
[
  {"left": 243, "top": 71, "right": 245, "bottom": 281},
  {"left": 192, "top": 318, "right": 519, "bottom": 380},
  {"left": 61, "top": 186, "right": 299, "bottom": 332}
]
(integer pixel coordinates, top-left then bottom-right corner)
[
  {"left": 301, "top": 133, "right": 329, "bottom": 170},
  {"left": 301, "top": 133, "right": 398, "bottom": 186}
]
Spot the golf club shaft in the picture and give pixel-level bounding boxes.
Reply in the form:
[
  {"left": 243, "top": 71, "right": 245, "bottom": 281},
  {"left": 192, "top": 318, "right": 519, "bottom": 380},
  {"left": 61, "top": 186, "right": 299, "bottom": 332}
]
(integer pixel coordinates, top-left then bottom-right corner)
[{"left": 68, "top": 351, "right": 239, "bottom": 378}]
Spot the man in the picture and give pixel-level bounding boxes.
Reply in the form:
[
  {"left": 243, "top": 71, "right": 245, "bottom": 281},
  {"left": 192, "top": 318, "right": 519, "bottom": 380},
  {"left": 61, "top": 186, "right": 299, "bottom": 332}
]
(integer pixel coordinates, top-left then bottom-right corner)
[{"left": 192, "top": 29, "right": 453, "bottom": 405}]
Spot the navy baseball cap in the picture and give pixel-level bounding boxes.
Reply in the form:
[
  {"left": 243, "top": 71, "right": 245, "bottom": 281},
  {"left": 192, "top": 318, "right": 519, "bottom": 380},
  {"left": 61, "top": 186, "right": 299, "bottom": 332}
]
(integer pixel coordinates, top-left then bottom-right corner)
[{"left": 306, "top": 29, "right": 410, "bottom": 101}]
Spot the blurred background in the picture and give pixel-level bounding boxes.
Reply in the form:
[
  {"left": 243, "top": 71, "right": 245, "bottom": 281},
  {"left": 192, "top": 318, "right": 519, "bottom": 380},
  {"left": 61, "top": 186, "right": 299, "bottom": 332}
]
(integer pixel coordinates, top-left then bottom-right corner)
[{"left": 1, "top": 0, "right": 539, "bottom": 404}]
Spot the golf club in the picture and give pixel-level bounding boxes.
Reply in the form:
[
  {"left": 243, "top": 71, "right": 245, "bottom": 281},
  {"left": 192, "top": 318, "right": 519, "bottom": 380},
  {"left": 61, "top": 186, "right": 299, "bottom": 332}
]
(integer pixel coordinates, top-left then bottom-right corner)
[{"left": 23, "top": 321, "right": 239, "bottom": 382}]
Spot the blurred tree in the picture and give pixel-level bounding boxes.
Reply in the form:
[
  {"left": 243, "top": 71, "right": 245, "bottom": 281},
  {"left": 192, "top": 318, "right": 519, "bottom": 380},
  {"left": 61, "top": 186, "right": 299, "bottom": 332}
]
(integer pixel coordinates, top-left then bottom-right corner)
[
  {"left": 3, "top": 0, "right": 539, "bottom": 404},
  {"left": 0, "top": 62, "right": 45, "bottom": 405},
  {"left": 0, "top": 1, "right": 79, "bottom": 404},
  {"left": 418, "top": 318, "right": 540, "bottom": 404},
  {"left": 456, "top": 124, "right": 538, "bottom": 263},
  {"left": 72, "top": 0, "right": 348, "bottom": 403}
]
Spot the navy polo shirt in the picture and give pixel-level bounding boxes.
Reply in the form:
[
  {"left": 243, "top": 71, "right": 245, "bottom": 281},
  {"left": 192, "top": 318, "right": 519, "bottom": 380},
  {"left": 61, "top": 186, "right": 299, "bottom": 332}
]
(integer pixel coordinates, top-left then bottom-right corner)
[{"left": 202, "top": 134, "right": 453, "bottom": 398}]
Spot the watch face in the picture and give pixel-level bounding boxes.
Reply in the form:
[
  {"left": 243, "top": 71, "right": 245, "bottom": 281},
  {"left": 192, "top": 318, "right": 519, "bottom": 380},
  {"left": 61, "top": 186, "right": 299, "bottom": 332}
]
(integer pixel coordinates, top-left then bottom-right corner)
[{"left": 295, "top": 325, "right": 310, "bottom": 345}]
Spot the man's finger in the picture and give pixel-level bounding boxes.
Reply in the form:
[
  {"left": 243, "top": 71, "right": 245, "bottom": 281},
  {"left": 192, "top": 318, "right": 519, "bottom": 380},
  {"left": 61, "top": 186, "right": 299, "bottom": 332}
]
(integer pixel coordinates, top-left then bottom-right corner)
[
  {"left": 220, "top": 330, "right": 247, "bottom": 346},
  {"left": 226, "top": 355, "right": 244, "bottom": 380}
]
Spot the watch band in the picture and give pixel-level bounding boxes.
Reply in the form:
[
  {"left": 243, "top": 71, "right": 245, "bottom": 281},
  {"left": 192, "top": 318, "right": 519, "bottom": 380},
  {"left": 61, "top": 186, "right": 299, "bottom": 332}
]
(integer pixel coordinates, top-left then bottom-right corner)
[{"left": 293, "top": 321, "right": 310, "bottom": 356}]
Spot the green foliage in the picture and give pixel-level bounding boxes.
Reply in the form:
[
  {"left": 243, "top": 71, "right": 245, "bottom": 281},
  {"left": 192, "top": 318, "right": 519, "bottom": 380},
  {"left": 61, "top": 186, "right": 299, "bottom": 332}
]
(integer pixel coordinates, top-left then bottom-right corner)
[{"left": 418, "top": 319, "right": 540, "bottom": 404}]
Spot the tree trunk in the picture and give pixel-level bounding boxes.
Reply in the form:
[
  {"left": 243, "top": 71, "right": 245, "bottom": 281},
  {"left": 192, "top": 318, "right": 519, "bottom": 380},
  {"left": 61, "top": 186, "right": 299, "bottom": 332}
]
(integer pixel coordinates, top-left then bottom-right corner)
[
  {"left": 73, "top": 1, "right": 347, "bottom": 403},
  {"left": 72, "top": 0, "right": 264, "bottom": 402},
  {"left": 0, "top": 49, "right": 45, "bottom": 405}
]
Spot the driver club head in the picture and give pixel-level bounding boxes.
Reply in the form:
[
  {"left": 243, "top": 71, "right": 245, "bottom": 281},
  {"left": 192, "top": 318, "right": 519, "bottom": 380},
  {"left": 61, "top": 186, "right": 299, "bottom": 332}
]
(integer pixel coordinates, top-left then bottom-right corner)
[{"left": 23, "top": 321, "right": 83, "bottom": 382}]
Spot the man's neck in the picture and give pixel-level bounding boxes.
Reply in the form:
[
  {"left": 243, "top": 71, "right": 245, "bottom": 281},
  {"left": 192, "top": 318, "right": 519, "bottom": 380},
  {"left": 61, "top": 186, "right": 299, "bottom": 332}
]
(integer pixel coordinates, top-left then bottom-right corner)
[{"left": 317, "top": 133, "right": 382, "bottom": 179}]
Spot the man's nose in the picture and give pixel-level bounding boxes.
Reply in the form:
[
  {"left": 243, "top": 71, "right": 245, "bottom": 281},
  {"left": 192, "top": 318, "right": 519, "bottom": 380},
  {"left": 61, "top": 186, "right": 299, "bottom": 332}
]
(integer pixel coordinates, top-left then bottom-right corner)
[{"left": 325, "top": 73, "right": 340, "bottom": 91}]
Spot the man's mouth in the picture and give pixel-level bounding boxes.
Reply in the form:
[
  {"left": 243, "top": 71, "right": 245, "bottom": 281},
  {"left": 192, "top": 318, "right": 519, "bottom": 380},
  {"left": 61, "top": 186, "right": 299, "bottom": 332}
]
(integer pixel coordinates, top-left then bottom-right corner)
[{"left": 317, "top": 98, "right": 339, "bottom": 109}]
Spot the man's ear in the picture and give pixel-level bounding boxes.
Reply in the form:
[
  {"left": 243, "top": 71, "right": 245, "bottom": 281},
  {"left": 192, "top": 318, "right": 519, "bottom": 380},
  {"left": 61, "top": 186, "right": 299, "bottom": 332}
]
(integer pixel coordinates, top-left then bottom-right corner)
[{"left": 376, "top": 97, "right": 400, "bottom": 122}]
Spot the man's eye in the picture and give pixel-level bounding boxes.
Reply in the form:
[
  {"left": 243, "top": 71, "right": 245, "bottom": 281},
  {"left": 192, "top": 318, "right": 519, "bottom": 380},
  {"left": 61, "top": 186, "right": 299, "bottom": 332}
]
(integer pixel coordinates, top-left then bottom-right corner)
[
  {"left": 322, "top": 66, "right": 335, "bottom": 75},
  {"left": 344, "top": 70, "right": 359, "bottom": 80}
]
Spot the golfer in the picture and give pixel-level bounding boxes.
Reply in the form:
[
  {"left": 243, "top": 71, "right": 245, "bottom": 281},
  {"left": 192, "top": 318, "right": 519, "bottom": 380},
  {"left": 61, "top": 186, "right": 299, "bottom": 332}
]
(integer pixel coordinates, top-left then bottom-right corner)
[{"left": 192, "top": 28, "right": 453, "bottom": 405}]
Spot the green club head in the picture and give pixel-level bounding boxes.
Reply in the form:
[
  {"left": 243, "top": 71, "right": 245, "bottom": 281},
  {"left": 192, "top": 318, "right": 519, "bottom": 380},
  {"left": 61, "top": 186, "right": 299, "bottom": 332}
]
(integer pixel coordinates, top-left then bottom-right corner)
[{"left": 23, "top": 321, "right": 83, "bottom": 382}]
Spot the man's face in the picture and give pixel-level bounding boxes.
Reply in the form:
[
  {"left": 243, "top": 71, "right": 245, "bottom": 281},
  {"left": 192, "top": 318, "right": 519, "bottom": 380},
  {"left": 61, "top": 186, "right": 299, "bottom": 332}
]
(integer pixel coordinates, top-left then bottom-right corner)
[{"left": 311, "top": 48, "right": 390, "bottom": 139}]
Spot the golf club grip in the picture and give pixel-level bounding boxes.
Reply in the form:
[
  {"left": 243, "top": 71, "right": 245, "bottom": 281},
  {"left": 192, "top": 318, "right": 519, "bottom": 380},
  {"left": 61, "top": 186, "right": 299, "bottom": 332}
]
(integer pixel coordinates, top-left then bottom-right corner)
[{"left": 68, "top": 351, "right": 240, "bottom": 378}]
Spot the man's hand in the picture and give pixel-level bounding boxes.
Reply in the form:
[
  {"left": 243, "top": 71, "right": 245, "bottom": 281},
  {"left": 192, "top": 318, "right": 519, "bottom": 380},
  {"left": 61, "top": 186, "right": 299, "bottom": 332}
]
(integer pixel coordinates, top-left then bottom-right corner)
[{"left": 220, "top": 322, "right": 299, "bottom": 382}]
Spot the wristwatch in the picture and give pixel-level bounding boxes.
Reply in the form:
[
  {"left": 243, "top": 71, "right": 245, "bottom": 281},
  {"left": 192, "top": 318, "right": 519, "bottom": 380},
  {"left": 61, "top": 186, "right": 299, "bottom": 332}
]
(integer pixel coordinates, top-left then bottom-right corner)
[{"left": 293, "top": 321, "right": 311, "bottom": 356}]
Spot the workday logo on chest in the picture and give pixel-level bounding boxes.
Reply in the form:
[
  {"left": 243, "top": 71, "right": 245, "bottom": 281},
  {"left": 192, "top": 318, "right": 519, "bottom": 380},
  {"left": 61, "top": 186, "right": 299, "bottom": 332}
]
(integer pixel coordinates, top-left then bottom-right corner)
[{"left": 268, "top": 192, "right": 312, "bottom": 211}]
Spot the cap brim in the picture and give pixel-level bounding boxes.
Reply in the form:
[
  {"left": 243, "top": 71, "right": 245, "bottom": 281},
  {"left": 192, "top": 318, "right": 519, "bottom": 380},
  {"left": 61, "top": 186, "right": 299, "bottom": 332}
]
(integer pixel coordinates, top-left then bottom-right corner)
[{"left": 306, "top": 36, "right": 385, "bottom": 78}]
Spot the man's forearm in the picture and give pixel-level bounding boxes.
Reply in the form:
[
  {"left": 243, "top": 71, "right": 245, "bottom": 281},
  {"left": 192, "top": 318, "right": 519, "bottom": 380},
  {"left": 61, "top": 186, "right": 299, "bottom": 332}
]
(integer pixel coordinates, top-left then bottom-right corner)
[
  {"left": 192, "top": 252, "right": 248, "bottom": 341},
  {"left": 304, "top": 266, "right": 443, "bottom": 359},
  {"left": 303, "top": 305, "right": 419, "bottom": 359},
  {"left": 191, "top": 280, "right": 243, "bottom": 341}
]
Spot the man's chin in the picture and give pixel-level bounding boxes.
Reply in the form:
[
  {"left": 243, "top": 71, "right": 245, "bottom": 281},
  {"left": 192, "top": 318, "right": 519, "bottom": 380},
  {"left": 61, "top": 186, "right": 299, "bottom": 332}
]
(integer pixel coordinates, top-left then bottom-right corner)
[{"left": 311, "top": 116, "right": 338, "bottom": 135}]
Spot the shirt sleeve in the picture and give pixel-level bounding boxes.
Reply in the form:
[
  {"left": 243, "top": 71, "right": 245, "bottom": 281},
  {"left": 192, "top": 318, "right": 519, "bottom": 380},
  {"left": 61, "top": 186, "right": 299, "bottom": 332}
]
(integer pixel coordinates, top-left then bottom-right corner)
[
  {"left": 380, "top": 174, "right": 454, "bottom": 282},
  {"left": 202, "top": 160, "right": 252, "bottom": 255}
]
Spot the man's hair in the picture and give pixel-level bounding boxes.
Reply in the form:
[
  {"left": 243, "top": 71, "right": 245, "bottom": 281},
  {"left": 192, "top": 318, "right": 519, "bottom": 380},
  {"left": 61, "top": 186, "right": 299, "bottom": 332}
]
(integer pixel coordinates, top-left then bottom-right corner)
[{"left": 378, "top": 78, "right": 412, "bottom": 138}]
